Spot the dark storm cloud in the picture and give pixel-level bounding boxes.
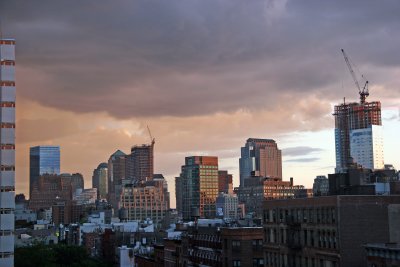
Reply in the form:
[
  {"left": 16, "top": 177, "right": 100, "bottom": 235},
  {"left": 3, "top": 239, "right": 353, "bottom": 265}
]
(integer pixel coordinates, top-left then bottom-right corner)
[
  {"left": 283, "top": 146, "right": 324, "bottom": 157},
  {"left": 1, "top": 0, "right": 400, "bottom": 118},
  {"left": 285, "top": 157, "right": 320, "bottom": 163}
]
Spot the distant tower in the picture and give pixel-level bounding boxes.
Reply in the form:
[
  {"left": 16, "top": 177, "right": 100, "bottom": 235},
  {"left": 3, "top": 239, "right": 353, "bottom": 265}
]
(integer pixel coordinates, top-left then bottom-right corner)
[
  {"left": 92, "top": 162, "right": 108, "bottom": 199},
  {"left": 334, "top": 101, "right": 383, "bottom": 172},
  {"left": 239, "top": 138, "right": 282, "bottom": 186},
  {"left": 126, "top": 143, "right": 154, "bottom": 182},
  {"left": 29, "top": 146, "right": 60, "bottom": 197},
  {"left": 0, "top": 38, "right": 16, "bottom": 267},
  {"left": 334, "top": 50, "right": 383, "bottom": 172},
  {"left": 178, "top": 156, "right": 219, "bottom": 220},
  {"left": 107, "top": 150, "right": 126, "bottom": 209}
]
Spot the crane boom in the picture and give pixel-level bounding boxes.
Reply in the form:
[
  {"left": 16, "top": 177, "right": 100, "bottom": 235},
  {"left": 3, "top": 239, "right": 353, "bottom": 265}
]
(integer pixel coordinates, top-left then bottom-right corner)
[
  {"left": 341, "top": 49, "right": 369, "bottom": 104},
  {"left": 147, "top": 125, "right": 155, "bottom": 146}
]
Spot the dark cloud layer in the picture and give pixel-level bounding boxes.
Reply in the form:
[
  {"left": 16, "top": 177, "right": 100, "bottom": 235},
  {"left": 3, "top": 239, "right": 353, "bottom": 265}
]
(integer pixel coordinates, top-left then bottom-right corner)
[
  {"left": 2, "top": 0, "right": 400, "bottom": 119},
  {"left": 285, "top": 157, "right": 320, "bottom": 163},
  {"left": 283, "top": 146, "right": 324, "bottom": 157}
]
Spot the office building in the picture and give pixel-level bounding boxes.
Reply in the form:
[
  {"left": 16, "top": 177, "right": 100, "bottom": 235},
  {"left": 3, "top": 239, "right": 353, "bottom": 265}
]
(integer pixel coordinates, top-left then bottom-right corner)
[
  {"left": 218, "top": 170, "right": 233, "bottom": 194},
  {"left": 177, "top": 156, "right": 219, "bottom": 220},
  {"left": 29, "top": 146, "right": 60, "bottom": 197},
  {"left": 175, "top": 176, "right": 183, "bottom": 218},
  {"left": 66, "top": 173, "right": 84, "bottom": 193},
  {"left": 263, "top": 195, "right": 400, "bottom": 267},
  {"left": 312, "top": 175, "right": 329, "bottom": 196},
  {"left": 236, "top": 175, "right": 309, "bottom": 217},
  {"left": 107, "top": 150, "right": 126, "bottom": 209},
  {"left": 350, "top": 125, "right": 384, "bottom": 170},
  {"left": 119, "top": 176, "right": 169, "bottom": 223},
  {"left": 126, "top": 143, "right": 154, "bottom": 182},
  {"left": 334, "top": 96, "right": 382, "bottom": 173},
  {"left": 216, "top": 192, "right": 238, "bottom": 220},
  {"left": 92, "top": 162, "right": 108, "bottom": 199},
  {"left": 73, "top": 188, "right": 97, "bottom": 205},
  {"left": 239, "top": 138, "right": 282, "bottom": 186},
  {"left": 0, "top": 38, "right": 16, "bottom": 267},
  {"left": 29, "top": 173, "right": 83, "bottom": 210}
]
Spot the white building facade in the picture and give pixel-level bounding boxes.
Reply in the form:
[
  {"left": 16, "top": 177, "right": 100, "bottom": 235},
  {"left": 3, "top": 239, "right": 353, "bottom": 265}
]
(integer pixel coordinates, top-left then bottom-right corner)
[
  {"left": 215, "top": 193, "right": 238, "bottom": 220},
  {"left": 350, "top": 125, "right": 384, "bottom": 170},
  {"left": 0, "top": 38, "right": 16, "bottom": 267}
]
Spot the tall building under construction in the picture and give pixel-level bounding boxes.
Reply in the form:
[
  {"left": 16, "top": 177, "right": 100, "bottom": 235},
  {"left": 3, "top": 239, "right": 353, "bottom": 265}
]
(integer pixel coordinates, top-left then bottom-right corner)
[{"left": 334, "top": 98, "right": 383, "bottom": 173}]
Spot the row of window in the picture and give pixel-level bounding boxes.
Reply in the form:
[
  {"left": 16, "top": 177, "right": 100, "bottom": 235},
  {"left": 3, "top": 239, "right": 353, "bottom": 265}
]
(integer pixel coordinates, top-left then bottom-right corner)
[
  {"left": 265, "top": 252, "right": 338, "bottom": 267},
  {"left": 265, "top": 207, "right": 337, "bottom": 224},
  {"left": 265, "top": 227, "right": 337, "bottom": 249}
]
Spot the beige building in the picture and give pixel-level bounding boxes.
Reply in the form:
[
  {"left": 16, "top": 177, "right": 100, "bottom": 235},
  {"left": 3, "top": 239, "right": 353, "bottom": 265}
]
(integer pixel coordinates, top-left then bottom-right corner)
[{"left": 119, "top": 175, "right": 169, "bottom": 223}]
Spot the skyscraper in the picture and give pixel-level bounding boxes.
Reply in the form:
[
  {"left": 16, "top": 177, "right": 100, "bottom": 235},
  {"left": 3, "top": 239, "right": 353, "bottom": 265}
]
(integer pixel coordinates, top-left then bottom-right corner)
[
  {"left": 126, "top": 143, "right": 154, "bottom": 182},
  {"left": 92, "top": 162, "right": 108, "bottom": 200},
  {"left": 334, "top": 97, "right": 382, "bottom": 173},
  {"left": 0, "top": 38, "right": 16, "bottom": 267},
  {"left": 178, "top": 156, "right": 219, "bottom": 220},
  {"left": 107, "top": 149, "right": 126, "bottom": 209},
  {"left": 239, "top": 138, "right": 282, "bottom": 186},
  {"left": 29, "top": 146, "right": 60, "bottom": 197}
]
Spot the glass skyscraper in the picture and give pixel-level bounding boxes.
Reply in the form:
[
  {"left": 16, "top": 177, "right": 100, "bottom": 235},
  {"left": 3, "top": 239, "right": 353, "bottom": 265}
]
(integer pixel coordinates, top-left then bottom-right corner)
[
  {"left": 29, "top": 146, "right": 60, "bottom": 197},
  {"left": 177, "top": 156, "right": 219, "bottom": 220}
]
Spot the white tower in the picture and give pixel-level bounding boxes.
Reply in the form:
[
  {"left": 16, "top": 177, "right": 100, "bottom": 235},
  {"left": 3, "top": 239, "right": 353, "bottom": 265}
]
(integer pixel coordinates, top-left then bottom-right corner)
[
  {"left": 0, "top": 38, "right": 16, "bottom": 267},
  {"left": 350, "top": 125, "right": 384, "bottom": 170}
]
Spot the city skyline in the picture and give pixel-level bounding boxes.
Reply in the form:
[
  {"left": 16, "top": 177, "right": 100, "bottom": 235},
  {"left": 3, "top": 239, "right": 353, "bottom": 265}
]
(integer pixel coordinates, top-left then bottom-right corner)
[{"left": 0, "top": 1, "right": 400, "bottom": 208}]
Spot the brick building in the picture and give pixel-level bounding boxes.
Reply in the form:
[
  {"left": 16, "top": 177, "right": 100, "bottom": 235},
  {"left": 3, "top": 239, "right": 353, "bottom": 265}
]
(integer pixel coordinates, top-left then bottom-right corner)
[
  {"left": 221, "top": 227, "right": 264, "bottom": 267},
  {"left": 263, "top": 195, "right": 400, "bottom": 267}
]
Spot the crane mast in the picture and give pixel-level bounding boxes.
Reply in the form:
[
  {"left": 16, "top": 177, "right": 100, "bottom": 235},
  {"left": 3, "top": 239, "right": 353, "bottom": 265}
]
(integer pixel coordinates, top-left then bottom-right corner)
[{"left": 341, "top": 49, "right": 369, "bottom": 104}]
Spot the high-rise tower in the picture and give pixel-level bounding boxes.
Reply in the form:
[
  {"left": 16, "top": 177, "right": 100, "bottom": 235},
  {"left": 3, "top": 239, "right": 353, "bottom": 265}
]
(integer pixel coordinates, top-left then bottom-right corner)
[
  {"left": 334, "top": 99, "right": 383, "bottom": 172},
  {"left": 92, "top": 162, "right": 108, "bottom": 200},
  {"left": 126, "top": 143, "right": 154, "bottom": 182},
  {"left": 239, "top": 138, "right": 282, "bottom": 186},
  {"left": 178, "top": 156, "right": 219, "bottom": 220},
  {"left": 0, "top": 38, "right": 16, "bottom": 267},
  {"left": 335, "top": 49, "right": 384, "bottom": 172},
  {"left": 29, "top": 146, "right": 60, "bottom": 197}
]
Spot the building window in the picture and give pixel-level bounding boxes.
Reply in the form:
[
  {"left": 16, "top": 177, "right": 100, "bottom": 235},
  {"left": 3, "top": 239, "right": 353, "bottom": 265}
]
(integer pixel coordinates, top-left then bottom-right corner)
[
  {"left": 232, "top": 240, "right": 241, "bottom": 250},
  {"left": 253, "top": 258, "right": 263, "bottom": 267},
  {"left": 233, "top": 260, "right": 241, "bottom": 267},
  {"left": 252, "top": 239, "right": 263, "bottom": 249}
]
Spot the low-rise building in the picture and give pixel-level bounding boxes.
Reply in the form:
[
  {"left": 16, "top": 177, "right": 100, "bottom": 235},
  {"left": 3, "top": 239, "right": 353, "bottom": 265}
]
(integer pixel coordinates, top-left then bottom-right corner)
[
  {"left": 365, "top": 243, "right": 400, "bottom": 267},
  {"left": 221, "top": 227, "right": 264, "bottom": 267},
  {"left": 263, "top": 195, "right": 400, "bottom": 267}
]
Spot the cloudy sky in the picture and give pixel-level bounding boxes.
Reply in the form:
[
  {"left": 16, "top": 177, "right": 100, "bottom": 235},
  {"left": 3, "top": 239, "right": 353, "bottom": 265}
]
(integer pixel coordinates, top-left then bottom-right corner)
[{"left": 1, "top": 0, "right": 400, "bottom": 207}]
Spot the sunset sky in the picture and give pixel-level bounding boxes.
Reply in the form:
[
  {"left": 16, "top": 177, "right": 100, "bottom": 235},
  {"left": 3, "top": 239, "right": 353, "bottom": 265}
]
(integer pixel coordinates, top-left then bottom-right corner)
[{"left": 1, "top": 1, "right": 399, "bottom": 207}]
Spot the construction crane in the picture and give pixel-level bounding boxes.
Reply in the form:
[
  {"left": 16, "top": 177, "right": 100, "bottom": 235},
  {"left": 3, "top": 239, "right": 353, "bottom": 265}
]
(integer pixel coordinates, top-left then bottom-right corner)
[
  {"left": 147, "top": 125, "right": 155, "bottom": 146},
  {"left": 341, "top": 49, "right": 369, "bottom": 104}
]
